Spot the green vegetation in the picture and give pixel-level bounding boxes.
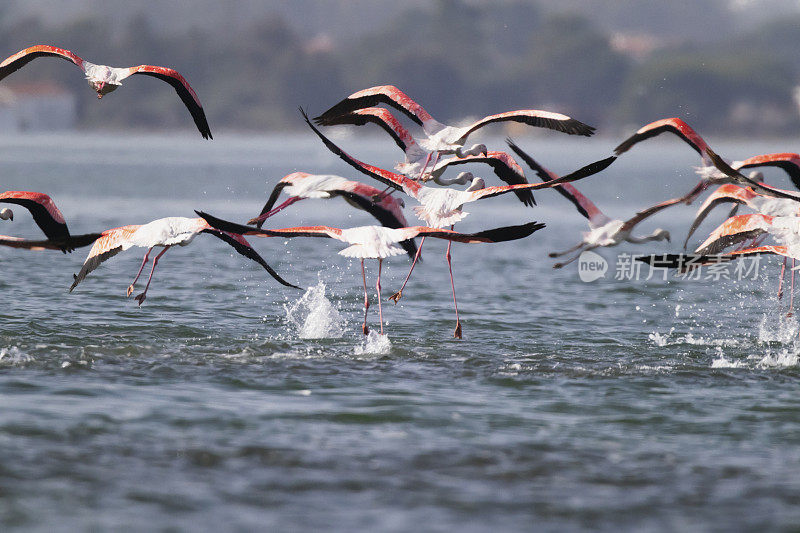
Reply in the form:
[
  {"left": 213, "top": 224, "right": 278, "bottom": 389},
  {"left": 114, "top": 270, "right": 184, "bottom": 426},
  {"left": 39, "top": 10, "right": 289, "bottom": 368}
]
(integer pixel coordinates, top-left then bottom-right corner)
[{"left": 1, "top": 0, "right": 798, "bottom": 135}]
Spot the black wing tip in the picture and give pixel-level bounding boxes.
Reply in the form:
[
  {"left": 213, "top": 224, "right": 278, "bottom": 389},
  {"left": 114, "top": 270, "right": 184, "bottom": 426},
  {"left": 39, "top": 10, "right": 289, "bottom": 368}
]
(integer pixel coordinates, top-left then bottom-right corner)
[{"left": 475, "top": 221, "right": 546, "bottom": 242}]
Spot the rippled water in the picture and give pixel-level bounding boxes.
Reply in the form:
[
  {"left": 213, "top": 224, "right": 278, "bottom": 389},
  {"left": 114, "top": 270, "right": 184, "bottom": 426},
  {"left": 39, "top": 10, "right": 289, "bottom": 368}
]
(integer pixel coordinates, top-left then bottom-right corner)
[{"left": 2, "top": 132, "right": 800, "bottom": 531}]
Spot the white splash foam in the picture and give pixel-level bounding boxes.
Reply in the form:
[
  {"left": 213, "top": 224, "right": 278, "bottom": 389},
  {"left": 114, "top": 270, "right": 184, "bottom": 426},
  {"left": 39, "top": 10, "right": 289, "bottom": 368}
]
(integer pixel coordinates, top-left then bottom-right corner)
[
  {"left": 649, "top": 329, "right": 738, "bottom": 348},
  {"left": 354, "top": 330, "right": 391, "bottom": 355},
  {"left": 284, "top": 281, "right": 344, "bottom": 339},
  {"left": 0, "top": 346, "right": 32, "bottom": 365},
  {"left": 756, "top": 349, "right": 800, "bottom": 368},
  {"left": 757, "top": 312, "right": 799, "bottom": 344}
]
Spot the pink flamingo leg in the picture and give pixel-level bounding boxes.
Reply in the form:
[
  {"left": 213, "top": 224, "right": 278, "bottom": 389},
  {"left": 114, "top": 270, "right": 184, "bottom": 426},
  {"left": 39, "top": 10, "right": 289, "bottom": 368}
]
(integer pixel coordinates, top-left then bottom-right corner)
[
  {"left": 388, "top": 236, "right": 425, "bottom": 303},
  {"left": 789, "top": 259, "right": 795, "bottom": 317},
  {"left": 376, "top": 258, "right": 384, "bottom": 335},
  {"left": 361, "top": 259, "right": 370, "bottom": 335},
  {"left": 127, "top": 247, "right": 153, "bottom": 297},
  {"left": 778, "top": 258, "right": 787, "bottom": 300},
  {"left": 134, "top": 246, "right": 170, "bottom": 306},
  {"left": 446, "top": 225, "right": 462, "bottom": 339}
]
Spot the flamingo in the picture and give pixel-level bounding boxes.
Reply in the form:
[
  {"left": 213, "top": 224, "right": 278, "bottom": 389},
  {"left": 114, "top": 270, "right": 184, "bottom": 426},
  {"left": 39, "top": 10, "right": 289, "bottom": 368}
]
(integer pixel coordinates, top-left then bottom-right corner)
[
  {"left": 0, "top": 191, "right": 105, "bottom": 252},
  {"left": 303, "top": 109, "right": 615, "bottom": 334},
  {"left": 317, "top": 107, "right": 535, "bottom": 205},
  {"left": 196, "top": 209, "right": 545, "bottom": 336},
  {"left": 0, "top": 45, "right": 211, "bottom": 138},
  {"left": 314, "top": 85, "right": 595, "bottom": 155},
  {"left": 247, "top": 172, "right": 418, "bottom": 259},
  {"left": 614, "top": 118, "right": 799, "bottom": 202},
  {"left": 506, "top": 138, "right": 677, "bottom": 268},
  {"left": 68, "top": 216, "right": 300, "bottom": 305},
  {"left": 0, "top": 233, "right": 100, "bottom": 251}
]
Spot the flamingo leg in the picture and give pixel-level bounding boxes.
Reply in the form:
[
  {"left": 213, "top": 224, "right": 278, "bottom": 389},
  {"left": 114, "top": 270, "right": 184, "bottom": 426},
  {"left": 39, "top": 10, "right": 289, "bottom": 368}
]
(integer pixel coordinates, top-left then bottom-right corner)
[
  {"left": 388, "top": 236, "right": 425, "bottom": 303},
  {"left": 376, "top": 258, "right": 384, "bottom": 335},
  {"left": 549, "top": 241, "right": 586, "bottom": 258},
  {"left": 789, "top": 259, "right": 795, "bottom": 318},
  {"left": 127, "top": 247, "right": 153, "bottom": 297},
  {"left": 778, "top": 258, "right": 787, "bottom": 300},
  {"left": 361, "top": 259, "right": 370, "bottom": 335},
  {"left": 553, "top": 246, "right": 596, "bottom": 269},
  {"left": 134, "top": 246, "right": 170, "bottom": 306},
  {"left": 446, "top": 225, "right": 462, "bottom": 339}
]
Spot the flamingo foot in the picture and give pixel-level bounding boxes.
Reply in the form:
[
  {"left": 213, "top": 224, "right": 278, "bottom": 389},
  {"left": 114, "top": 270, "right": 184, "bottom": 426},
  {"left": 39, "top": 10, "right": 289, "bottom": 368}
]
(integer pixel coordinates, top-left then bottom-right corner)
[
  {"left": 787, "top": 311, "right": 793, "bottom": 318},
  {"left": 388, "top": 291, "right": 402, "bottom": 304},
  {"left": 453, "top": 322, "right": 462, "bottom": 339},
  {"left": 552, "top": 262, "right": 564, "bottom": 269},
  {"left": 134, "top": 292, "right": 147, "bottom": 306},
  {"left": 126, "top": 284, "right": 135, "bottom": 297},
  {"left": 362, "top": 323, "right": 369, "bottom": 335}
]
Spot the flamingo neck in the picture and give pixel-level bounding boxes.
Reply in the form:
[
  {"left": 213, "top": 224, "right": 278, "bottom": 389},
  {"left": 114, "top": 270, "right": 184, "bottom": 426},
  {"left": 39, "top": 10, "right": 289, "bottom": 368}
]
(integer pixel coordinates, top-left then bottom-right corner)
[{"left": 260, "top": 196, "right": 303, "bottom": 221}]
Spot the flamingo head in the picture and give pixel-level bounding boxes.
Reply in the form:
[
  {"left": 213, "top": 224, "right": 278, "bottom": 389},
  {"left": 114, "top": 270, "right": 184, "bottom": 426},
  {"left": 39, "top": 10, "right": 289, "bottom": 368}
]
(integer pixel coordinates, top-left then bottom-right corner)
[
  {"left": 455, "top": 143, "right": 488, "bottom": 158},
  {"left": 654, "top": 229, "right": 671, "bottom": 242},
  {"left": 464, "top": 173, "right": 486, "bottom": 191},
  {"left": 748, "top": 170, "right": 764, "bottom": 183},
  {"left": 90, "top": 80, "right": 119, "bottom": 98},
  {"left": 0, "top": 208, "right": 12, "bottom": 221}
]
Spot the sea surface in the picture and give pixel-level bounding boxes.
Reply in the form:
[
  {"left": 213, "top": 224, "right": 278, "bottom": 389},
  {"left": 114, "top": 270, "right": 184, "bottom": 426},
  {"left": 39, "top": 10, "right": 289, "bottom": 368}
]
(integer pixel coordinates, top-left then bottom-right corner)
[{"left": 1, "top": 130, "right": 800, "bottom": 531}]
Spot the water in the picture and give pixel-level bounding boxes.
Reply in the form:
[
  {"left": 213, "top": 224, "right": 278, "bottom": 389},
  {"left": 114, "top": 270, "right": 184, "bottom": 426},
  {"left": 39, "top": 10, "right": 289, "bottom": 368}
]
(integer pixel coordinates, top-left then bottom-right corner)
[{"left": 2, "top": 132, "right": 800, "bottom": 531}]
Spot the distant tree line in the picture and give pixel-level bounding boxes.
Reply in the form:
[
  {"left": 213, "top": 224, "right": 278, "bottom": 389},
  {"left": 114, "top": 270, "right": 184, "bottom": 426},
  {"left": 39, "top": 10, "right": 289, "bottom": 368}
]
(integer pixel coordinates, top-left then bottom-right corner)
[{"left": 1, "top": 0, "right": 799, "bottom": 135}]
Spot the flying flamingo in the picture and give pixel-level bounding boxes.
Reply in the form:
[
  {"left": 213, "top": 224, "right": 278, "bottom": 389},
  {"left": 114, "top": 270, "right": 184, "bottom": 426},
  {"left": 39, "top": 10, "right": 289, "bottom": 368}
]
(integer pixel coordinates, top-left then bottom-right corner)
[
  {"left": 614, "top": 118, "right": 799, "bottom": 202},
  {"left": 506, "top": 138, "right": 678, "bottom": 268},
  {"left": 317, "top": 107, "right": 535, "bottom": 204},
  {"left": 196, "top": 210, "right": 545, "bottom": 337},
  {"left": 303, "top": 109, "right": 615, "bottom": 335},
  {"left": 0, "top": 190, "right": 104, "bottom": 252},
  {"left": 0, "top": 45, "right": 211, "bottom": 138},
  {"left": 247, "top": 172, "right": 418, "bottom": 258},
  {"left": 314, "top": 85, "right": 595, "bottom": 155},
  {"left": 69, "top": 216, "right": 300, "bottom": 305}
]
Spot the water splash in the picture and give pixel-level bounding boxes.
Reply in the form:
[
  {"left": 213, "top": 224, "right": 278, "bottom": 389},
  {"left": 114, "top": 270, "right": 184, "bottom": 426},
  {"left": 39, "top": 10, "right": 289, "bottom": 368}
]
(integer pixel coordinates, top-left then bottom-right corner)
[
  {"left": 284, "top": 281, "right": 344, "bottom": 339},
  {"left": 354, "top": 330, "right": 391, "bottom": 356},
  {"left": 757, "top": 312, "right": 799, "bottom": 344},
  {"left": 0, "top": 346, "right": 32, "bottom": 366}
]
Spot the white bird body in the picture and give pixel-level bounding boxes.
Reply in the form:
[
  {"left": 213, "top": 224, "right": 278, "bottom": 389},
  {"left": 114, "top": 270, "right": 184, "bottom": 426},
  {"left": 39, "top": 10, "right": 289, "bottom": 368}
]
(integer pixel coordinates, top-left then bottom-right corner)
[
  {"left": 336, "top": 226, "right": 416, "bottom": 259},
  {"left": 125, "top": 217, "right": 206, "bottom": 249}
]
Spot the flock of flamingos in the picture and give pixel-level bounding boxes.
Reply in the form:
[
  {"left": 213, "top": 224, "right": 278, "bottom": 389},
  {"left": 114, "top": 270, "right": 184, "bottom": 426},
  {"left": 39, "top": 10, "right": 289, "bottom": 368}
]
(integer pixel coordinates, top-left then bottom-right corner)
[{"left": 2, "top": 45, "right": 800, "bottom": 338}]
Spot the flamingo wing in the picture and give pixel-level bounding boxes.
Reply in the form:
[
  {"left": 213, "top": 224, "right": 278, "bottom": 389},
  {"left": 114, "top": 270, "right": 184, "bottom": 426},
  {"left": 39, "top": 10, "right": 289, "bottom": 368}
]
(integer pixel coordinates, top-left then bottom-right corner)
[
  {"left": 411, "top": 221, "right": 546, "bottom": 244},
  {"left": 694, "top": 214, "right": 772, "bottom": 255},
  {"left": 0, "top": 235, "right": 62, "bottom": 250},
  {"left": 202, "top": 230, "right": 301, "bottom": 289},
  {"left": 683, "top": 184, "right": 753, "bottom": 249},
  {"left": 301, "top": 108, "right": 420, "bottom": 196},
  {"left": 706, "top": 148, "right": 800, "bottom": 201},
  {"left": 435, "top": 151, "right": 535, "bottom": 207},
  {"left": 637, "top": 245, "right": 791, "bottom": 270},
  {"left": 0, "top": 45, "right": 84, "bottom": 82},
  {"left": 319, "top": 108, "right": 415, "bottom": 154},
  {"left": 69, "top": 225, "right": 141, "bottom": 291},
  {"left": 0, "top": 191, "right": 71, "bottom": 247},
  {"left": 252, "top": 182, "right": 290, "bottom": 228},
  {"left": 506, "top": 138, "right": 609, "bottom": 223},
  {"left": 734, "top": 153, "right": 800, "bottom": 190},
  {"left": 619, "top": 197, "right": 685, "bottom": 233},
  {"left": 127, "top": 65, "right": 212, "bottom": 139},
  {"left": 457, "top": 110, "right": 595, "bottom": 143},
  {"left": 196, "top": 210, "right": 343, "bottom": 240},
  {"left": 614, "top": 117, "right": 708, "bottom": 157},
  {"left": 314, "top": 85, "right": 432, "bottom": 127}
]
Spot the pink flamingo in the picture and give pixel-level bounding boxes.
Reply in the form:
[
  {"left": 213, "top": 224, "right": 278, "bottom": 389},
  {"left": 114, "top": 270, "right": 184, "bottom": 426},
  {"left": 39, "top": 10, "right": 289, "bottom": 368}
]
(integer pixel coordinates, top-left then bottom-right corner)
[
  {"left": 197, "top": 210, "right": 545, "bottom": 336},
  {"left": 314, "top": 85, "right": 595, "bottom": 155},
  {"left": 0, "top": 45, "right": 211, "bottom": 138},
  {"left": 247, "top": 172, "right": 418, "bottom": 259},
  {"left": 0, "top": 190, "right": 103, "bottom": 252},
  {"left": 303, "top": 110, "right": 614, "bottom": 335},
  {"left": 69, "top": 216, "right": 299, "bottom": 305}
]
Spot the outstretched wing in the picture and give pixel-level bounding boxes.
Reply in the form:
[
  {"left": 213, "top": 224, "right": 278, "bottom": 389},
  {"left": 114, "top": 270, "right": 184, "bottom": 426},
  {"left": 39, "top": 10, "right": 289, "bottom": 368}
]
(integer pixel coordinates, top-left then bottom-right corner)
[
  {"left": 300, "top": 108, "right": 420, "bottom": 196},
  {"left": 457, "top": 110, "right": 595, "bottom": 143},
  {"left": 196, "top": 210, "right": 343, "bottom": 240},
  {"left": 693, "top": 214, "right": 772, "bottom": 255},
  {"left": 203, "top": 230, "right": 301, "bottom": 289},
  {"left": 619, "top": 197, "right": 685, "bottom": 233},
  {"left": 320, "top": 107, "right": 417, "bottom": 154},
  {"left": 706, "top": 148, "right": 800, "bottom": 201},
  {"left": 409, "top": 221, "right": 546, "bottom": 244},
  {"left": 314, "top": 85, "right": 433, "bottom": 127},
  {"left": 0, "top": 191, "right": 71, "bottom": 248},
  {"left": 614, "top": 117, "right": 708, "bottom": 157},
  {"left": 734, "top": 153, "right": 800, "bottom": 190},
  {"left": 0, "top": 45, "right": 84, "bottom": 82},
  {"left": 683, "top": 184, "right": 754, "bottom": 249},
  {"left": 506, "top": 138, "right": 610, "bottom": 223},
  {"left": 127, "top": 65, "right": 212, "bottom": 139},
  {"left": 69, "top": 225, "right": 140, "bottom": 291}
]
